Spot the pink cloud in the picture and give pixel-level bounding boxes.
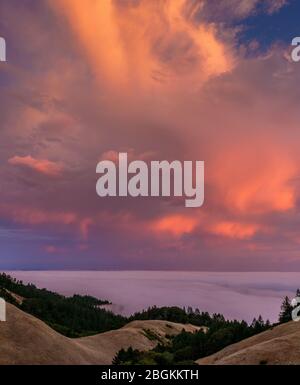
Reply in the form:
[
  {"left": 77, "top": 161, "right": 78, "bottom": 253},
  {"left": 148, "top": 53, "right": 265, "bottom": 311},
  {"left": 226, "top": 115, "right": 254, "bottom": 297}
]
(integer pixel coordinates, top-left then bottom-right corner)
[
  {"left": 1, "top": 205, "right": 77, "bottom": 226},
  {"left": 210, "top": 221, "right": 261, "bottom": 240},
  {"left": 44, "top": 245, "right": 60, "bottom": 254},
  {"left": 8, "top": 155, "right": 63, "bottom": 176},
  {"left": 79, "top": 218, "right": 94, "bottom": 240},
  {"left": 151, "top": 214, "right": 199, "bottom": 237},
  {"left": 52, "top": 0, "right": 234, "bottom": 92}
]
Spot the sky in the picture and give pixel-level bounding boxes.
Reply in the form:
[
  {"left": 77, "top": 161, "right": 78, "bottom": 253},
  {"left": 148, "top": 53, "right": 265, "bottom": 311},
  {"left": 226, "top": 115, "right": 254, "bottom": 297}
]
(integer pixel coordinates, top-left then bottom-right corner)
[{"left": 0, "top": 0, "right": 300, "bottom": 270}]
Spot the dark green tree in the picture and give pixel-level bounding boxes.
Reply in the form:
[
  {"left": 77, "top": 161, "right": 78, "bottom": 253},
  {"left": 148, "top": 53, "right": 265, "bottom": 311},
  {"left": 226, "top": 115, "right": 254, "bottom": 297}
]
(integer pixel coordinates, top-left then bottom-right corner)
[{"left": 279, "top": 296, "right": 292, "bottom": 323}]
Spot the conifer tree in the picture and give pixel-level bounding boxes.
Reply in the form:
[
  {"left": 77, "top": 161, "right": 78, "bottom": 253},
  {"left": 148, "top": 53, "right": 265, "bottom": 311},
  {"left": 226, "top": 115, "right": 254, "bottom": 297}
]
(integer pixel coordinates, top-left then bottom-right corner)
[{"left": 279, "top": 296, "right": 292, "bottom": 323}]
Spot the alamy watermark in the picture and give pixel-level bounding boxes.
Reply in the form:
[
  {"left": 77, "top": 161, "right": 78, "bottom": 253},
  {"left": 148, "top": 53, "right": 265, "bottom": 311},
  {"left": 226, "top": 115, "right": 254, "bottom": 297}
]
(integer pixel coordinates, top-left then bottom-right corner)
[
  {"left": 291, "top": 297, "right": 300, "bottom": 322},
  {"left": 291, "top": 37, "right": 300, "bottom": 62},
  {"left": 0, "top": 298, "right": 6, "bottom": 322},
  {"left": 96, "top": 153, "right": 204, "bottom": 208},
  {"left": 0, "top": 37, "right": 6, "bottom": 62}
]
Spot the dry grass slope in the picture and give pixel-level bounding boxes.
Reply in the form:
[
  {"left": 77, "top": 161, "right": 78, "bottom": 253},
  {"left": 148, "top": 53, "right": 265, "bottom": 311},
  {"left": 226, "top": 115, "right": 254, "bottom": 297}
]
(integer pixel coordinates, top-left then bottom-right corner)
[
  {"left": 0, "top": 303, "right": 199, "bottom": 365},
  {"left": 197, "top": 321, "right": 300, "bottom": 365}
]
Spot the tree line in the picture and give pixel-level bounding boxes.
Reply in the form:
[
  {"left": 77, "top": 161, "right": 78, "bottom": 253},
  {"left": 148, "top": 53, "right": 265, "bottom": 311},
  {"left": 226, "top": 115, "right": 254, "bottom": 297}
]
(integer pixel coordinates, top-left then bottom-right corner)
[{"left": 0, "top": 273, "right": 125, "bottom": 337}]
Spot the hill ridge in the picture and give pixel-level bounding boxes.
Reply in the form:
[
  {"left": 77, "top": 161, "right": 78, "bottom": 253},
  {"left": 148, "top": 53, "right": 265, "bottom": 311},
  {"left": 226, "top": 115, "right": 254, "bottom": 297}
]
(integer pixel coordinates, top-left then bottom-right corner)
[
  {"left": 196, "top": 320, "right": 300, "bottom": 365},
  {"left": 0, "top": 303, "right": 199, "bottom": 365}
]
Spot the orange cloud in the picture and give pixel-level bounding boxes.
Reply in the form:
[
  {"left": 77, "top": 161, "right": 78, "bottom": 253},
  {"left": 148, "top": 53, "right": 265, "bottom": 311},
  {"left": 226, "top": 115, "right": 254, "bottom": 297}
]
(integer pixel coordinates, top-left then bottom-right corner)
[
  {"left": 151, "top": 214, "right": 198, "bottom": 236},
  {"left": 52, "top": 0, "right": 233, "bottom": 91},
  {"left": 210, "top": 221, "right": 260, "bottom": 240},
  {"left": 8, "top": 155, "right": 63, "bottom": 176},
  {"left": 210, "top": 143, "right": 297, "bottom": 215}
]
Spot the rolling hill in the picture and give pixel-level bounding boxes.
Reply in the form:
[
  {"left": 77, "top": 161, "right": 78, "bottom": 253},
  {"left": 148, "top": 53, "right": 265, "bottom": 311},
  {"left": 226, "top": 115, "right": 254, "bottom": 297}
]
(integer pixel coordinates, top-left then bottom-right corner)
[
  {"left": 196, "top": 320, "right": 300, "bottom": 365},
  {"left": 0, "top": 302, "right": 199, "bottom": 365}
]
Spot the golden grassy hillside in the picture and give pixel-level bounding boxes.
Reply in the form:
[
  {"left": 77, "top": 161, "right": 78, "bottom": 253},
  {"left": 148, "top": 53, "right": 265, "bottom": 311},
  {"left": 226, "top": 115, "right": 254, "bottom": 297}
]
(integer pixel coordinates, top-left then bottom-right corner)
[
  {"left": 0, "top": 303, "right": 199, "bottom": 365},
  {"left": 197, "top": 320, "right": 300, "bottom": 365}
]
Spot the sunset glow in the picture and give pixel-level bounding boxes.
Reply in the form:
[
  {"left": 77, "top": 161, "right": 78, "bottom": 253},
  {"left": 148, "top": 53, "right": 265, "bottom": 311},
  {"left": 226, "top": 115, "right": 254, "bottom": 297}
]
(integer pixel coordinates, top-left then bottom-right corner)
[{"left": 0, "top": 0, "right": 299, "bottom": 270}]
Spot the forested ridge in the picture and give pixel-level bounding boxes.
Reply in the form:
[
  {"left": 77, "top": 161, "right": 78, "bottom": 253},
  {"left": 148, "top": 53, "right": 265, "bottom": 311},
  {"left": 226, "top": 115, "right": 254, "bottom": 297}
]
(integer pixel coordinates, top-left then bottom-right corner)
[
  {"left": 114, "top": 312, "right": 271, "bottom": 365},
  {"left": 114, "top": 289, "right": 300, "bottom": 365},
  {"left": 0, "top": 273, "right": 125, "bottom": 337}
]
